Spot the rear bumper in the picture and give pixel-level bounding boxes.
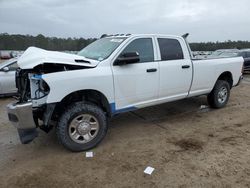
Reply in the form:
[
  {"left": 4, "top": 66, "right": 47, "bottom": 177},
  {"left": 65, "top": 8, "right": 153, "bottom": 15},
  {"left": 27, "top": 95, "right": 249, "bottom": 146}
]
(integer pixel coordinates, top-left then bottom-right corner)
[{"left": 6, "top": 102, "right": 38, "bottom": 144}]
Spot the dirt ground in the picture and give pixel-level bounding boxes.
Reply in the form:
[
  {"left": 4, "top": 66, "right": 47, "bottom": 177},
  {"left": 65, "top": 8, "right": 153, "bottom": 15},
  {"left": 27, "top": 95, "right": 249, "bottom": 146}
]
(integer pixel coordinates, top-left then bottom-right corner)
[{"left": 0, "top": 74, "right": 250, "bottom": 188}]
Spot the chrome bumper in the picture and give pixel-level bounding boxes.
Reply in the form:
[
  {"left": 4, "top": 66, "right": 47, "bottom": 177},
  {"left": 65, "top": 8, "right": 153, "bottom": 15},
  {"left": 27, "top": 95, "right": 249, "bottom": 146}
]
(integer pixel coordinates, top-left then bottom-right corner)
[
  {"left": 6, "top": 102, "right": 36, "bottom": 129},
  {"left": 6, "top": 102, "right": 38, "bottom": 144}
]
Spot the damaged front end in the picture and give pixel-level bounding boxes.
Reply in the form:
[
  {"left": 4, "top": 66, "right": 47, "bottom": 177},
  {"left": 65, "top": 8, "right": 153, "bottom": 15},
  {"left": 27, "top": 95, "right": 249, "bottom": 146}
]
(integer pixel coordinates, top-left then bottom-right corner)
[
  {"left": 7, "top": 63, "right": 91, "bottom": 144},
  {"left": 7, "top": 66, "right": 52, "bottom": 144}
]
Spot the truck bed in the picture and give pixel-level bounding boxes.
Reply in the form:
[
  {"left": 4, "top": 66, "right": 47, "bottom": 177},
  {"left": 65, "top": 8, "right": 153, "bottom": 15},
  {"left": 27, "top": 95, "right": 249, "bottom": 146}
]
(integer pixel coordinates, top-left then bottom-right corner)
[{"left": 188, "top": 56, "right": 243, "bottom": 97}]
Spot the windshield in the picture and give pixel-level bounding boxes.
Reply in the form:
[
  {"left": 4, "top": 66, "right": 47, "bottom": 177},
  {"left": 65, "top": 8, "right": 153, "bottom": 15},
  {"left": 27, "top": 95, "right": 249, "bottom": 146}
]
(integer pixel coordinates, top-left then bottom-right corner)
[{"left": 78, "top": 37, "right": 127, "bottom": 61}]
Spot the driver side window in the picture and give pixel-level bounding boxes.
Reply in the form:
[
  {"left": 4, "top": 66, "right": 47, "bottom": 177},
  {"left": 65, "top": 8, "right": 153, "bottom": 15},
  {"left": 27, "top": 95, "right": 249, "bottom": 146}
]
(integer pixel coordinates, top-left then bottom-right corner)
[{"left": 121, "top": 38, "right": 154, "bottom": 63}]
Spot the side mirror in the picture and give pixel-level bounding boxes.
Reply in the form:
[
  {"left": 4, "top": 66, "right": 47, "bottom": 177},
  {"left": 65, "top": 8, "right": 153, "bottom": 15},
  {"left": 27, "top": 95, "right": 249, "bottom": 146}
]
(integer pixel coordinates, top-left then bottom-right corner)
[
  {"left": 114, "top": 52, "right": 140, "bottom": 66},
  {"left": 2, "top": 67, "right": 10, "bottom": 72}
]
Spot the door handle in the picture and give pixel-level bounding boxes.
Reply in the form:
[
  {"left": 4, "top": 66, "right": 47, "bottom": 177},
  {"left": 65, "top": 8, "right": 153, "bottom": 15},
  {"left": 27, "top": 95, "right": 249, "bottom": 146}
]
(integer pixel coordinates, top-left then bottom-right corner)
[
  {"left": 182, "top": 65, "right": 190, "bottom": 69},
  {"left": 146, "top": 68, "right": 157, "bottom": 73}
]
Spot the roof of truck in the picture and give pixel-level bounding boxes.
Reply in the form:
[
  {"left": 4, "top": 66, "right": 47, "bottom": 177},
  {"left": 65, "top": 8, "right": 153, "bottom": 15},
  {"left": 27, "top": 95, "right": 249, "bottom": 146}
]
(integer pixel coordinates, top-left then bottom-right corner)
[{"left": 105, "top": 34, "right": 183, "bottom": 39}]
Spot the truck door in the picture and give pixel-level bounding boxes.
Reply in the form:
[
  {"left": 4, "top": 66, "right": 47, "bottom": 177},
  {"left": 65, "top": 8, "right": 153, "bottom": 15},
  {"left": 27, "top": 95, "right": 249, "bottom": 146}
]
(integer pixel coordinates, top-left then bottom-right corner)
[
  {"left": 157, "top": 38, "right": 192, "bottom": 101},
  {"left": 112, "top": 37, "right": 159, "bottom": 111}
]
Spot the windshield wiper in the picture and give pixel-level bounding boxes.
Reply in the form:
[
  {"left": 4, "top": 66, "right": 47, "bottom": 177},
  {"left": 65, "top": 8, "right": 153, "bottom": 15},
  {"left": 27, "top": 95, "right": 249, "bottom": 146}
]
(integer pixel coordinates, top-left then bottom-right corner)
[{"left": 75, "top": 59, "right": 90, "bottom": 64}]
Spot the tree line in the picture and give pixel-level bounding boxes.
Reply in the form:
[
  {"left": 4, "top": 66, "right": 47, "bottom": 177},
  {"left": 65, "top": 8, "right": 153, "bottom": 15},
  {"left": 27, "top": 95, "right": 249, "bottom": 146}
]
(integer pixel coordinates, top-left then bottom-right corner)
[
  {"left": 1, "top": 33, "right": 250, "bottom": 51},
  {"left": 0, "top": 33, "right": 96, "bottom": 51},
  {"left": 190, "top": 41, "right": 250, "bottom": 51}
]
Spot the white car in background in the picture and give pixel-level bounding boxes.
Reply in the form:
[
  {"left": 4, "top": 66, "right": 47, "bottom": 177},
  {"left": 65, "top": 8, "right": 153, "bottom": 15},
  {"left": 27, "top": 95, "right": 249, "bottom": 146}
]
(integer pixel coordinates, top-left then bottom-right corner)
[
  {"left": 0, "top": 58, "right": 18, "bottom": 96},
  {"left": 207, "top": 49, "right": 240, "bottom": 58}
]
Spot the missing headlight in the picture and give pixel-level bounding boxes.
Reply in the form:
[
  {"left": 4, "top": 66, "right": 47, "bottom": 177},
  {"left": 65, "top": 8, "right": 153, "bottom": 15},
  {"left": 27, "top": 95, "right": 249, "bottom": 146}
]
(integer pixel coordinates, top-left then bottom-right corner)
[
  {"left": 39, "top": 79, "right": 50, "bottom": 93},
  {"left": 29, "top": 74, "right": 50, "bottom": 100}
]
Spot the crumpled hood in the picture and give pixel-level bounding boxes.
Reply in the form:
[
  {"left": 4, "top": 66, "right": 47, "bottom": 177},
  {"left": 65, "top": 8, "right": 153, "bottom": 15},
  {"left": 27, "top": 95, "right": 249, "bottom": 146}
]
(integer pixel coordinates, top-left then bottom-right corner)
[{"left": 18, "top": 47, "right": 99, "bottom": 69}]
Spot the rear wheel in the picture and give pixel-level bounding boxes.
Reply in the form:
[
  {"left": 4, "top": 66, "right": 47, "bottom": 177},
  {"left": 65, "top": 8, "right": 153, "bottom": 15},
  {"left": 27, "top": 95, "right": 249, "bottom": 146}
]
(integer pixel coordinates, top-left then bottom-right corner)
[
  {"left": 207, "top": 80, "right": 230, "bottom": 109},
  {"left": 57, "top": 102, "right": 108, "bottom": 152}
]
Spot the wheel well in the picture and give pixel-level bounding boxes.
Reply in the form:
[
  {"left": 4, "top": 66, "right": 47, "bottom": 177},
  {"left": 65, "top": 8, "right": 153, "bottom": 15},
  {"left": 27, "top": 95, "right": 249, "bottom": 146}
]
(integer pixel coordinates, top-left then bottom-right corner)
[
  {"left": 52, "top": 90, "right": 111, "bottom": 121},
  {"left": 217, "top": 71, "right": 233, "bottom": 88}
]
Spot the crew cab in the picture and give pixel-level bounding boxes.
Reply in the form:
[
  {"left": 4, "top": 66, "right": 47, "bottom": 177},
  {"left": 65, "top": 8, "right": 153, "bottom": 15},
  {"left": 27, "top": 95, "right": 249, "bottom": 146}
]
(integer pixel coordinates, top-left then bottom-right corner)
[{"left": 6, "top": 34, "right": 244, "bottom": 151}]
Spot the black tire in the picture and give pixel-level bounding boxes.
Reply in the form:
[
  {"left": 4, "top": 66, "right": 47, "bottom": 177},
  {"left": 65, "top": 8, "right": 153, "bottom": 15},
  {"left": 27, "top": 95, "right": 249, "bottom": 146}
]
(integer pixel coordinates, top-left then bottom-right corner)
[
  {"left": 56, "top": 102, "right": 108, "bottom": 152},
  {"left": 207, "top": 80, "right": 230, "bottom": 109}
]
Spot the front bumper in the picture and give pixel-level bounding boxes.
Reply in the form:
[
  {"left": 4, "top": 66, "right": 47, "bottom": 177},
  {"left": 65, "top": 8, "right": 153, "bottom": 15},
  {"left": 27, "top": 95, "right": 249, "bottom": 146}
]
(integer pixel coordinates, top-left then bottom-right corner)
[{"left": 6, "top": 102, "right": 38, "bottom": 144}]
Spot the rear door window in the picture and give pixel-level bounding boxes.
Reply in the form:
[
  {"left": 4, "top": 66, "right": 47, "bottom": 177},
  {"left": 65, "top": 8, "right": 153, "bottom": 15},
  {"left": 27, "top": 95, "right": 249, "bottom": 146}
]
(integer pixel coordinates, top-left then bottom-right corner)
[{"left": 157, "top": 38, "right": 184, "bottom": 61}]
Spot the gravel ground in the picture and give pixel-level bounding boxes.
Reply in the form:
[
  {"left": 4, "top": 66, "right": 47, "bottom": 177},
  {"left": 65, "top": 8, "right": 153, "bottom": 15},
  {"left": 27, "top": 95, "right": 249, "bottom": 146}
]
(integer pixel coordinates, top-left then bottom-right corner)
[{"left": 0, "top": 74, "right": 250, "bottom": 188}]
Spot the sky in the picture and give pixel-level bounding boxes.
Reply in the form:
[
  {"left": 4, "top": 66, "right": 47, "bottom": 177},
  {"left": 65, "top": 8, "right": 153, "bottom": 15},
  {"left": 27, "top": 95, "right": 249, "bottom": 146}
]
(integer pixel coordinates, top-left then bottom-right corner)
[{"left": 0, "top": 0, "right": 249, "bottom": 42}]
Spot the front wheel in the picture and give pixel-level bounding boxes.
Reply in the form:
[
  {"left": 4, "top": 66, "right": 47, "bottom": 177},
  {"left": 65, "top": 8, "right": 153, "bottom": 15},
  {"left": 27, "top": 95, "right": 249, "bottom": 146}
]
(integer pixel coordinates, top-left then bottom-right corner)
[
  {"left": 57, "top": 102, "right": 108, "bottom": 152},
  {"left": 207, "top": 80, "right": 230, "bottom": 109}
]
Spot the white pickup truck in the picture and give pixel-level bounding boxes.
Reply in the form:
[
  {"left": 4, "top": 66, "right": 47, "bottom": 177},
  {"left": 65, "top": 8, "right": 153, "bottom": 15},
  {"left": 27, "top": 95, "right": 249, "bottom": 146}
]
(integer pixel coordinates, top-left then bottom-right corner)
[{"left": 7, "top": 34, "right": 243, "bottom": 151}]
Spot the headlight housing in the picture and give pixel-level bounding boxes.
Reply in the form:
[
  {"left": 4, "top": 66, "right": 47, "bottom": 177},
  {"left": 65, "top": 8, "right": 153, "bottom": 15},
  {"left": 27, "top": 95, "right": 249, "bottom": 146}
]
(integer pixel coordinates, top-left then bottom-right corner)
[{"left": 30, "top": 74, "right": 50, "bottom": 100}]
